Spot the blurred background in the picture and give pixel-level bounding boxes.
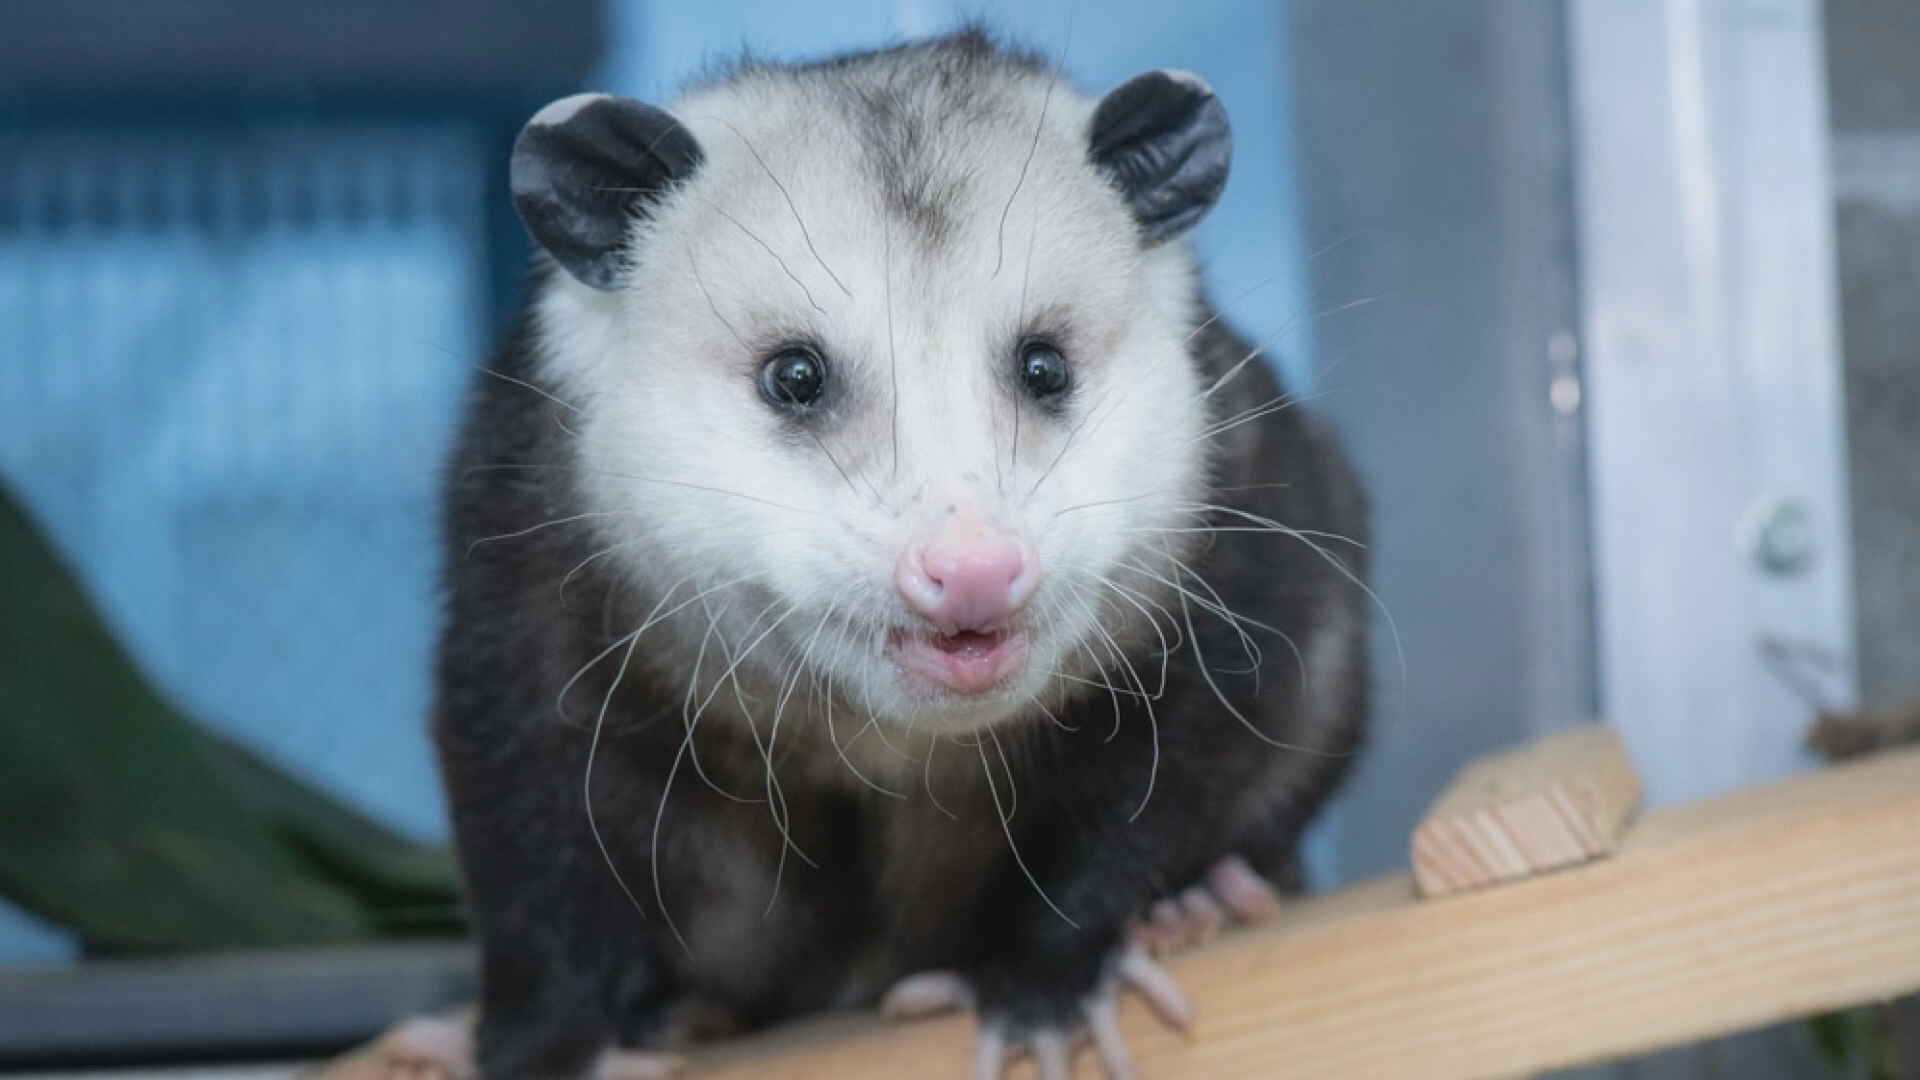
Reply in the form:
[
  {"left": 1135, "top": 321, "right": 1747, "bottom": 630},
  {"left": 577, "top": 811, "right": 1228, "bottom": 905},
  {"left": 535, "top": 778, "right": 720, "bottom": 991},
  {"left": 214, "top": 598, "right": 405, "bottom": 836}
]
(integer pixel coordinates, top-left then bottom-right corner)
[{"left": 0, "top": 0, "right": 1915, "bottom": 1076}]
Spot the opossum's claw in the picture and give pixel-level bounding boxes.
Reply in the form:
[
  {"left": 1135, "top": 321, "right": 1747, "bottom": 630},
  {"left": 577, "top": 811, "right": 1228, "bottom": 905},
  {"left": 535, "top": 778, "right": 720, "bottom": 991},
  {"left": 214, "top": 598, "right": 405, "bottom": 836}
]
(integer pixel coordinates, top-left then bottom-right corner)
[{"left": 947, "top": 944, "right": 1190, "bottom": 1079}]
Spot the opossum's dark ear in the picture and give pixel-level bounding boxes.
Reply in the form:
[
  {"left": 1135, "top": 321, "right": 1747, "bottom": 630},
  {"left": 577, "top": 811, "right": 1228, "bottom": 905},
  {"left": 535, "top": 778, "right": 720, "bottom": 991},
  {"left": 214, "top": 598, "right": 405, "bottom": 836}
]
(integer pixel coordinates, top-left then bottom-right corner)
[
  {"left": 1088, "top": 71, "right": 1231, "bottom": 243},
  {"left": 511, "top": 93, "right": 704, "bottom": 290}
]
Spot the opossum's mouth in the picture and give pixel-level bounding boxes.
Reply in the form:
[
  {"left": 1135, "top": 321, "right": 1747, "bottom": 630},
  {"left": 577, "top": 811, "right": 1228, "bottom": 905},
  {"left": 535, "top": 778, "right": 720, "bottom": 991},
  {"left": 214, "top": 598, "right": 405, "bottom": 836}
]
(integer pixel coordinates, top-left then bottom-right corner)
[{"left": 889, "top": 627, "right": 1031, "bottom": 695}]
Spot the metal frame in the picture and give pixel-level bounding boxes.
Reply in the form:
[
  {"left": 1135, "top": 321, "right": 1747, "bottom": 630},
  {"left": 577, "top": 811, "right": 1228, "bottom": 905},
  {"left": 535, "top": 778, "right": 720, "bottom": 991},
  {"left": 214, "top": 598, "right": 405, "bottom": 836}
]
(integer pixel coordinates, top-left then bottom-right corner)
[{"left": 1567, "top": 0, "right": 1856, "bottom": 805}]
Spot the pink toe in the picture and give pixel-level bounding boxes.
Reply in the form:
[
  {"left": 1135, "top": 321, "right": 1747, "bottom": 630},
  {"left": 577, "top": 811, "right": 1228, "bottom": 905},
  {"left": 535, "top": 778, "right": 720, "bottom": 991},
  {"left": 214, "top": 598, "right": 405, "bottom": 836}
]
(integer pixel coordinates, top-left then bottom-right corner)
[
  {"left": 1178, "top": 886, "right": 1224, "bottom": 940},
  {"left": 1208, "top": 855, "right": 1283, "bottom": 924},
  {"left": 882, "top": 969, "right": 974, "bottom": 1020},
  {"left": 384, "top": 1016, "right": 475, "bottom": 1079}
]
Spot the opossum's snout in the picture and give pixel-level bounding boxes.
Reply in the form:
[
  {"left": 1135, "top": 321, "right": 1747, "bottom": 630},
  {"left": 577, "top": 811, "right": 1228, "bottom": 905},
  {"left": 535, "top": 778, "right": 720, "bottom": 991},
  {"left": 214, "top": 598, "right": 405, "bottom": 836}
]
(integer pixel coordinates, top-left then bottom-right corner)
[{"left": 890, "top": 517, "right": 1039, "bottom": 694}]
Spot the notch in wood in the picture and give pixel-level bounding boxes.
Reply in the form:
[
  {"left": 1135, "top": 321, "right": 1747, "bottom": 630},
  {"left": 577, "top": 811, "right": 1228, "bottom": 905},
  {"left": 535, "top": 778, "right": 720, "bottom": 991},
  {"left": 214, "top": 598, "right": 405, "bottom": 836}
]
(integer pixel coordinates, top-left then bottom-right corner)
[{"left": 1412, "top": 723, "right": 1643, "bottom": 897}]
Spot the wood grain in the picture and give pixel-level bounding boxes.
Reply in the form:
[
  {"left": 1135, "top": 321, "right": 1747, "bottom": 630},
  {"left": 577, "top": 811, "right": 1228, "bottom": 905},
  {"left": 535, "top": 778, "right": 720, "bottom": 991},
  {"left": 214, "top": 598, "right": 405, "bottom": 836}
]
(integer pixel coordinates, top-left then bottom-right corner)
[
  {"left": 1411, "top": 723, "right": 1642, "bottom": 896},
  {"left": 683, "top": 748, "right": 1920, "bottom": 1079}
]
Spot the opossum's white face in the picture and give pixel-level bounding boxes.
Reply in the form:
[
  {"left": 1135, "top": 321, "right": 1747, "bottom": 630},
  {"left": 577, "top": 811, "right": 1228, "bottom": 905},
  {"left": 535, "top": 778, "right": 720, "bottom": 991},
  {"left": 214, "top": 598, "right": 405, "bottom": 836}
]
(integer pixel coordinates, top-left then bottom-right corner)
[{"left": 519, "top": 46, "right": 1229, "bottom": 735}]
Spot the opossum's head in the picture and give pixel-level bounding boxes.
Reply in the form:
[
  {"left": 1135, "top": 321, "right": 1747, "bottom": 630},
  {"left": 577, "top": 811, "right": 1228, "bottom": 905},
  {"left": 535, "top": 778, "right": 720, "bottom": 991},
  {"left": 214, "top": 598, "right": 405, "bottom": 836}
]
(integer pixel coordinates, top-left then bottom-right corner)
[{"left": 515, "top": 35, "right": 1229, "bottom": 735}]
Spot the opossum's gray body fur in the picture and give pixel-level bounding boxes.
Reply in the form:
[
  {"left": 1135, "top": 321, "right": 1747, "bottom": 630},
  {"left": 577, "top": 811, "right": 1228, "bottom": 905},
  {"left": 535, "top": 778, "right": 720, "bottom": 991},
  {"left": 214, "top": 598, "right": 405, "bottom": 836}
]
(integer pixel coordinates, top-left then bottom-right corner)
[{"left": 434, "top": 29, "right": 1367, "bottom": 1077}]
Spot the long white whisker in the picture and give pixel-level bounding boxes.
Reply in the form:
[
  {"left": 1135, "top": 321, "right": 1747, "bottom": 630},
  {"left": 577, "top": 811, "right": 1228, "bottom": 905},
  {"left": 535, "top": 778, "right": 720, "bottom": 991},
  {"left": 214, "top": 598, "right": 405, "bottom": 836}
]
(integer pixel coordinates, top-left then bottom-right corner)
[
  {"left": 978, "top": 731, "right": 1079, "bottom": 929},
  {"left": 585, "top": 624, "right": 649, "bottom": 924},
  {"left": 922, "top": 732, "right": 960, "bottom": 819}
]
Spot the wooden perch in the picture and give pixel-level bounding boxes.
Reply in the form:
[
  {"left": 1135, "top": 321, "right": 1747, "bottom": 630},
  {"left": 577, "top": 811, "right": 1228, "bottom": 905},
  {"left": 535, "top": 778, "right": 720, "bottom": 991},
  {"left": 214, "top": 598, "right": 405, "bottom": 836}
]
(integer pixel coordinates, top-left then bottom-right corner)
[
  {"left": 315, "top": 744, "right": 1920, "bottom": 1080},
  {"left": 1410, "top": 723, "right": 1642, "bottom": 896},
  {"left": 682, "top": 747, "right": 1920, "bottom": 1079}
]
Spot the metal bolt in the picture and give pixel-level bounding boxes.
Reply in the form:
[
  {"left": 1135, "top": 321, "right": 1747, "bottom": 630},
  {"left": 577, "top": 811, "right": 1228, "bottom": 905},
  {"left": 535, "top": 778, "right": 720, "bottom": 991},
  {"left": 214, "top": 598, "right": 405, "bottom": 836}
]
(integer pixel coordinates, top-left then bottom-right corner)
[{"left": 1740, "top": 496, "right": 1818, "bottom": 577}]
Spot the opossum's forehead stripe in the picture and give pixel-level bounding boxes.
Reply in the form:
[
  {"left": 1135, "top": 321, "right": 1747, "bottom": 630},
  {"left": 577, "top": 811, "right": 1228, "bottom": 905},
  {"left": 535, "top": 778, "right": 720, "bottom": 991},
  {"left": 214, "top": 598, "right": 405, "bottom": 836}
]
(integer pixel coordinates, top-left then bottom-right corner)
[{"left": 681, "top": 36, "right": 1081, "bottom": 255}]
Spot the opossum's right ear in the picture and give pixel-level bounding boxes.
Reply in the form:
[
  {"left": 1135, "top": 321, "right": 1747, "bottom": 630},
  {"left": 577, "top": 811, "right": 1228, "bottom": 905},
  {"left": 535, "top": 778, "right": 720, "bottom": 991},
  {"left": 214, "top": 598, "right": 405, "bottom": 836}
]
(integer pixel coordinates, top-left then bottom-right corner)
[{"left": 511, "top": 93, "right": 704, "bottom": 291}]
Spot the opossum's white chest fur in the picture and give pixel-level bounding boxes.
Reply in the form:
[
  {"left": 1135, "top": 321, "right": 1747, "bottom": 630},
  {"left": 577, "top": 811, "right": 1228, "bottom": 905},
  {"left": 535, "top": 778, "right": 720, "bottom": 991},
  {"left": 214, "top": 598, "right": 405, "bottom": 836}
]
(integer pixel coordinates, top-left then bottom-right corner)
[{"left": 528, "top": 59, "right": 1216, "bottom": 754}]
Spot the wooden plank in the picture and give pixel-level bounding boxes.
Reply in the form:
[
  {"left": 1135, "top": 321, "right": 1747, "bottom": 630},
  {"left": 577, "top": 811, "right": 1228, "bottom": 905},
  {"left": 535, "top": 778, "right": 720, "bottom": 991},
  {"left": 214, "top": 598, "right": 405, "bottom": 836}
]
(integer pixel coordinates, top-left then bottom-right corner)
[
  {"left": 680, "top": 748, "right": 1920, "bottom": 1079},
  {"left": 1411, "top": 723, "right": 1642, "bottom": 896}
]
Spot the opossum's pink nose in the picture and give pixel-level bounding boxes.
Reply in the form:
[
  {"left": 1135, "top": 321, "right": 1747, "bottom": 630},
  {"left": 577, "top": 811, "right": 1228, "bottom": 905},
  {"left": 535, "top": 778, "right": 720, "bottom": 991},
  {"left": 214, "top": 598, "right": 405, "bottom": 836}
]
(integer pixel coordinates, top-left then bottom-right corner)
[{"left": 896, "top": 526, "right": 1039, "bottom": 633}]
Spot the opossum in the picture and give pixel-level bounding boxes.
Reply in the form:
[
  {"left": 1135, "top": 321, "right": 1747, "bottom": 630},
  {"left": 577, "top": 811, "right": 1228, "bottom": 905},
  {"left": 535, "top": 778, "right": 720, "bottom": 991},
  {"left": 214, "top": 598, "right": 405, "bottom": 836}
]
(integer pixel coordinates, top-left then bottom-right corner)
[{"left": 429, "top": 29, "right": 1368, "bottom": 1080}]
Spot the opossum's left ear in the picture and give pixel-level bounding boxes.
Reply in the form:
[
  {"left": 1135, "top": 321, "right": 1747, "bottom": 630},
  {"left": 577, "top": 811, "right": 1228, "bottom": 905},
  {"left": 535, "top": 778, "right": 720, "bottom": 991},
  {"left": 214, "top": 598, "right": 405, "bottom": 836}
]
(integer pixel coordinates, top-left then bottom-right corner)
[
  {"left": 511, "top": 93, "right": 704, "bottom": 290},
  {"left": 1088, "top": 71, "right": 1231, "bottom": 243}
]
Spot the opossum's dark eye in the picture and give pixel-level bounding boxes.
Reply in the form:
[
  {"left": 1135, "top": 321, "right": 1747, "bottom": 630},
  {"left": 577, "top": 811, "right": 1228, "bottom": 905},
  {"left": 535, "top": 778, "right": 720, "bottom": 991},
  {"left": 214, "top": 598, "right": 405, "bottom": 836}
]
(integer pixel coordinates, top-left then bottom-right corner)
[
  {"left": 760, "top": 347, "right": 827, "bottom": 409},
  {"left": 1018, "top": 341, "right": 1071, "bottom": 404}
]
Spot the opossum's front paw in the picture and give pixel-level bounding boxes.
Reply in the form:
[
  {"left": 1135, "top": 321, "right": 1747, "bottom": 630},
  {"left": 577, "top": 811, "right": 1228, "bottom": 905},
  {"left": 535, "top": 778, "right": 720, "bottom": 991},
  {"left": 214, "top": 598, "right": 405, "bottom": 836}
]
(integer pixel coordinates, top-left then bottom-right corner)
[
  {"left": 881, "top": 945, "right": 1191, "bottom": 1080},
  {"left": 1130, "top": 854, "right": 1283, "bottom": 957}
]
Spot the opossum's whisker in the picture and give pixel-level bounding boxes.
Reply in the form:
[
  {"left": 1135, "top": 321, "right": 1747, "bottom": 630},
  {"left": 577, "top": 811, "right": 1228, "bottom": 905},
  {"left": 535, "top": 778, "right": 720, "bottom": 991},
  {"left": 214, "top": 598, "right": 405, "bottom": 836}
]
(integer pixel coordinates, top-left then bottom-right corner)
[
  {"left": 1085, "top": 613, "right": 1163, "bottom": 822},
  {"left": 696, "top": 114, "right": 850, "bottom": 295},
  {"left": 1086, "top": 594, "right": 1157, "bottom": 703},
  {"left": 763, "top": 650, "right": 813, "bottom": 916},
  {"left": 1182, "top": 273, "right": 1282, "bottom": 346},
  {"left": 560, "top": 537, "right": 647, "bottom": 603},
  {"left": 684, "top": 191, "right": 827, "bottom": 316},
  {"left": 1172, "top": 587, "right": 1344, "bottom": 758},
  {"left": 807, "top": 429, "right": 884, "bottom": 507},
  {"left": 1163, "top": 511, "right": 1399, "bottom": 714},
  {"left": 653, "top": 615, "right": 725, "bottom": 957},
  {"left": 1005, "top": 219, "right": 1042, "bottom": 483},
  {"left": 467, "top": 510, "right": 644, "bottom": 556},
  {"left": 759, "top": 598, "right": 847, "bottom": 916},
  {"left": 1055, "top": 584, "right": 1136, "bottom": 739},
  {"left": 709, "top": 598, "right": 818, "bottom": 870},
  {"left": 1116, "top": 559, "right": 1266, "bottom": 676},
  {"left": 1243, "top": 514, "right": 1411, "bottom": 719},
  {"left": 1197, "top": 289, "right": 1381, "bottom": 402},
  {"left": 468, "top": 461, "right": 827, "bottom": 519},
  {"left": 1032, "top": 698, "right": 1077, "bottom": 733},
  {"left": 681, "top": 595, "right": 766, "bottom": 805},
  {"left": 1193, "top": 392, "right": 1312, "bottom": 445},
  {"left": 1198, "top": 327, "right": 1290, "bottom": 404},
  {"left": 986, "top": 721, "right": 1019, "bottom": 823},
  {"left": 862, "top": 707, "right": 914, "bottom": 762},
  {"left": 885, "top": 223, "right": 900, "bottom": 481},
  {"left": 585, "top": 614, "right": 652, "bottom": 927},
  {"left": 1105, "top": 571, "right": 1186, "bottom": 658},
  {"left": 1070, "top": 589, "right": 1166, "bottom": 817},
  {"left": 993, "top": 12, "right": 1070, "bottom": 279},
  {"left": 1159, "top": 557, "right": 1279, "bottom": 678},
  {"left": 687, "top": 237, "right": 759, "bottom": 353},
  {"left": 1027, "top": 380, "right": 1132, "bottom": 498},
  {"left": 473, "top": 363, "right": 585, "bottom": 414},
  {"left": 1079, "top": 570, "right": 1176, "bottom": 696},
  {"left": 1157, "top": 503, "right": 1367, "bottom": 549},
  {"left": 556, "top": 573, "right": 757, "bottom": 724},
  {"left": 823, "top": 672, "right": 906, "bottom": 800},
  {"left": 922, "top": 731, "right": 960, "bottom": 820},
  {"left": 1050, "top": 669, "right": 1151, "bottom": 698},
  {"left": 1049, "top": 490, "right": 1174, "bottom": 519},
  {"left": 977, "top": 732, "right": 1079, "bottom": 929},
  {"left": 1090, "top": 618, "right": 1144, "bottom": 745}
]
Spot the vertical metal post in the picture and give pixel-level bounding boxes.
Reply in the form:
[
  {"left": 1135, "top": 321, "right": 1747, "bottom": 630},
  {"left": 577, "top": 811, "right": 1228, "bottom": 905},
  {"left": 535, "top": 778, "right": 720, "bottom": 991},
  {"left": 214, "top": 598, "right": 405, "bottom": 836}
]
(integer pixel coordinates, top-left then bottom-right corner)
[{"left": 1568, "top": 0, "right": 1856, "bottom": 805}]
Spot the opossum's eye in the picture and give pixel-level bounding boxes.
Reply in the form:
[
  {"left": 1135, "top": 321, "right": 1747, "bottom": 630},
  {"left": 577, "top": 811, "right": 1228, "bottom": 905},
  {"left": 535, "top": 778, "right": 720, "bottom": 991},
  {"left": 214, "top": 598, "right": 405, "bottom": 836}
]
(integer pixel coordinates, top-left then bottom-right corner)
[
  {"left": 1018, "top": 341, "right": 1071, "bottom": 405},
  {"left": 761, "top": 346, "right": 828, "bottom": 410}
]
